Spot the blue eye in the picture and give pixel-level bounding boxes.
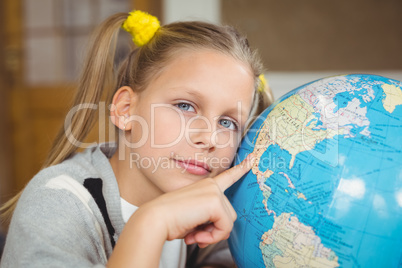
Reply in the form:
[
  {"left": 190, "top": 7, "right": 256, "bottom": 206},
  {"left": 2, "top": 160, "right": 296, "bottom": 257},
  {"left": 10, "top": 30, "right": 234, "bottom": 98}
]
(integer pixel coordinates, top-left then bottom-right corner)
[
  {"left": 219, "top": 118, "right": 238, "bottom": 130},
  {"left": 176, "top": 102, "right": 195, "bottom": 112}
]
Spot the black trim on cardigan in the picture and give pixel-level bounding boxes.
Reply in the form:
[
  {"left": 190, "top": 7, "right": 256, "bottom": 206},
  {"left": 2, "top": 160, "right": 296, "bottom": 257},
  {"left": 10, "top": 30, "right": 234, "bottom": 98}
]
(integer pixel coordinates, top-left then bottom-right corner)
[{"left": 83, "top": 178, "right": 116, "bottom": 248}]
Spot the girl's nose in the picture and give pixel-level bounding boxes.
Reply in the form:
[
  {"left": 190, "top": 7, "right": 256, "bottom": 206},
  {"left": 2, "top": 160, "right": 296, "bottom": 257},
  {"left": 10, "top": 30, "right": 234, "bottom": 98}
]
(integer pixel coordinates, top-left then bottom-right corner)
[{"left": 186, "top": 116, "right": 216, "bottom": 152}]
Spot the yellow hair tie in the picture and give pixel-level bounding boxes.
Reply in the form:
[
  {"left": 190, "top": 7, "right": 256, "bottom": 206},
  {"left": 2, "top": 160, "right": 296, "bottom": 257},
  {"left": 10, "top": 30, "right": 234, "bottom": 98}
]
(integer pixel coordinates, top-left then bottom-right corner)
[
  {"left": 258, "top": 74, "right": 267, "bottom": 93},
  {"left": 122, "top": 10, "right": 160, "bottom": 47}
]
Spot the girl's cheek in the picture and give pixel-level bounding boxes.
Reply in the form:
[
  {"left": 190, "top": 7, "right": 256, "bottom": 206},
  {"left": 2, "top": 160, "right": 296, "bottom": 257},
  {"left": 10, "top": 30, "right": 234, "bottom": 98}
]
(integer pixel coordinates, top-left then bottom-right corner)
[
  {"left": 152, "top": 107, "right": 185, "bottom": 146},
  {"left": 212, "top": 130, "right": 241, "bottom": 149},
  {"left": 213, "top": 131, "right": 240, "bottom": 170}
]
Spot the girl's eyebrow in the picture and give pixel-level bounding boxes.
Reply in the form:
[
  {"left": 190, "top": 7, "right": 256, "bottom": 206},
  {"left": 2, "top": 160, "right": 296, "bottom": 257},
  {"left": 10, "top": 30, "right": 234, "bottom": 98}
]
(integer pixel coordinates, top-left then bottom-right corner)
[
  {"left": 183, "top": 88, "right": 204, "bottom": 100},
  {"left": 168, "top": 86, "right": 203, "bottom": 99}
]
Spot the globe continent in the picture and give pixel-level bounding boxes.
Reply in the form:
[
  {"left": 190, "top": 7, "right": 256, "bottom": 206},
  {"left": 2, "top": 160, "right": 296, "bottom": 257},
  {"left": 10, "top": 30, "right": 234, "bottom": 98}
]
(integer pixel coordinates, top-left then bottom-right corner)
[{"left": 226, "top": 74, "right": 402, "bottom": 268}]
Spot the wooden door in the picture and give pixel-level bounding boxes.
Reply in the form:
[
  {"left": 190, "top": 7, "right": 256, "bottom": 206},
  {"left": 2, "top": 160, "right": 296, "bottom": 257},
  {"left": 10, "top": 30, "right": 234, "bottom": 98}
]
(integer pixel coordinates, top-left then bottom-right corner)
[{"left": 0, "top": 0, "right": 15, "bottom": 218}]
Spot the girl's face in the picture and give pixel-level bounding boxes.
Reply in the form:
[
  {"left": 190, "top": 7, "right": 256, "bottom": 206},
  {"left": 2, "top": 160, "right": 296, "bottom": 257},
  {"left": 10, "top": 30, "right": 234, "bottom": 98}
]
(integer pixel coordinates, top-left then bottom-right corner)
[{"left": 124, "top": 49, "right": 255, "bottom": 202}]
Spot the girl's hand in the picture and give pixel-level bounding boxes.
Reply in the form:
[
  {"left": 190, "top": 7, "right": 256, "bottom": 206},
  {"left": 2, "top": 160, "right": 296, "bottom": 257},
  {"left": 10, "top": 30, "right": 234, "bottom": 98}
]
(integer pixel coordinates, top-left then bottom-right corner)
[
  {"left": 108, "top": 153, "right": 255, "bottom": 267},
  {"left": 141, "top": 153, "right": 256, "bottom": 248}
]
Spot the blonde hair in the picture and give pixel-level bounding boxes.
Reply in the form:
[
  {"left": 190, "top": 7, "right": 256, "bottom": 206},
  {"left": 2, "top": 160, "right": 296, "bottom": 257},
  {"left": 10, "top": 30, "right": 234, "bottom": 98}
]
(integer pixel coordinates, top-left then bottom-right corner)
[{"left": 1, "top": 12, "right": 273, "bottom": 223}]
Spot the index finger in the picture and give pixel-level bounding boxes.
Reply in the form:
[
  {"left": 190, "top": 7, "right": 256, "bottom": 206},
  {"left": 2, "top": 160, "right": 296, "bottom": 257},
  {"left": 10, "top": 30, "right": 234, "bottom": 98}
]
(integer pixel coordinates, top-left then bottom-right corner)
[{"left": 214, "top": 153, "right": 256, "bottom": 191}]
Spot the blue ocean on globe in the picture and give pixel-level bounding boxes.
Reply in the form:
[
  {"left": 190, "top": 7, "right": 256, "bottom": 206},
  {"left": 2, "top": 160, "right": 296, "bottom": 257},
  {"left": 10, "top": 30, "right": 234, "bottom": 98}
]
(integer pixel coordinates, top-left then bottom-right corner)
[{"left": 226, "top": 74, "right": 402, "bottom": 268}]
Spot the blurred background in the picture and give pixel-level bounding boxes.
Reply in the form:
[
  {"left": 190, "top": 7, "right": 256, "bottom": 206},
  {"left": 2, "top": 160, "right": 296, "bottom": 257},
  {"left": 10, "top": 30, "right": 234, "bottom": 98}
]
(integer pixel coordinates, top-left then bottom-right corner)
[{"left": 0, "top": 0, "right": 401, "bottom": 238}]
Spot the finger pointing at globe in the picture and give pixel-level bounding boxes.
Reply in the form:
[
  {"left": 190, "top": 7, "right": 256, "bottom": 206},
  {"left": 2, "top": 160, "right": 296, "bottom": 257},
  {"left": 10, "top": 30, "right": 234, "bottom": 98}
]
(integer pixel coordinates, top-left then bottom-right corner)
[{"left": 214, "top": 153, "right": 256, "bottom": 191}]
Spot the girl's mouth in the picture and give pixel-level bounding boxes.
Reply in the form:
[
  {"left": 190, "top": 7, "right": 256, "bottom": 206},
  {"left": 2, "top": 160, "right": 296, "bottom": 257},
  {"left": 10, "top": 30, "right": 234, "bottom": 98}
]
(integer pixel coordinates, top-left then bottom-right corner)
[{"left": 173, "top": 159, "right": 211, "bottom": 175}]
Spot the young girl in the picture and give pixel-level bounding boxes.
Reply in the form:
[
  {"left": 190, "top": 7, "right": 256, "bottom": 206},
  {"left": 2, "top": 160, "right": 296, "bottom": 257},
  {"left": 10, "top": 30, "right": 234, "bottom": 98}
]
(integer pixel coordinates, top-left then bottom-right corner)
[{"left": 1, "top": 10, "right": 273, "bottom": 267}]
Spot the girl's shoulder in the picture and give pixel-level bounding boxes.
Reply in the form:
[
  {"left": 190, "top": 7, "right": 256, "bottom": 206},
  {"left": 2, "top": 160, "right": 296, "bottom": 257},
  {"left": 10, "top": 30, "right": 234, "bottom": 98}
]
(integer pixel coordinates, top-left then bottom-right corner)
[
  {"left": 17, "top": 143, "right": 119, "bottom": 212},
  {"left": 28, "top": 147, "right": 97, "bottom": 189},
  {"left": 12, "top": 142, "right": 122, "bottom": 229},
  {"left": 30, "top": 143, "right": 117, "bottom": 189}
]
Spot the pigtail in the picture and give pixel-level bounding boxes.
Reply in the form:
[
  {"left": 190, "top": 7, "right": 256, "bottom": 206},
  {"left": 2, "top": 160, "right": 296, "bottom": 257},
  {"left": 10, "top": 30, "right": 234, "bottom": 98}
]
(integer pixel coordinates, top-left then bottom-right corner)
[
  {"left": 255, "top": 81, "right": 274, "bottom": 116},
  {"left": 244, "top": 74, "right": 275, "bottom": 133},
  {"left": 1, "top": 13, "right": 129, "bottom": 224},
  {"left": 43, "top": 13, "right": 128, "bottom": 167},
  {"left": 247, "top": 83, "right": 274, "bottom": 131}
]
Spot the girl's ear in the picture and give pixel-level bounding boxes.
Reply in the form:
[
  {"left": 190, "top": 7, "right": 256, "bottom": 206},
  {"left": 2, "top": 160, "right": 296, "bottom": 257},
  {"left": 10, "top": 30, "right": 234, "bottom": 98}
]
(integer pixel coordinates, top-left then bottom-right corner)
[{"left": 110, "top": 86, "right": 137, "bottom": 131}]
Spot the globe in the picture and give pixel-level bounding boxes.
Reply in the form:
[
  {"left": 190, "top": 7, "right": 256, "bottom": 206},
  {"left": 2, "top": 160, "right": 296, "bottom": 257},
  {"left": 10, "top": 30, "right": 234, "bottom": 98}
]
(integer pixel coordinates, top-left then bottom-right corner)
[{"left": 226, "top": 74, "right": 402, "bottom": 268}]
